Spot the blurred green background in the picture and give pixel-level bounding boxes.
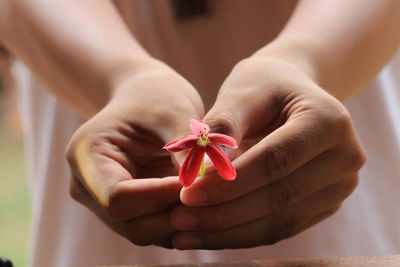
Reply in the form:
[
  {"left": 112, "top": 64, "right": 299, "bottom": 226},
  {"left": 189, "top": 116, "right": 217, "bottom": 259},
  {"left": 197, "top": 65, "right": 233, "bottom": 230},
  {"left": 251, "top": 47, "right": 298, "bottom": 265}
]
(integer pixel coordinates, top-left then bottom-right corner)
[
  {"left": 0, "top": 125, "right": 30, "bottom": 267},
  {"left": 0, "top": 51, "right": 30, "bottom": 267}
]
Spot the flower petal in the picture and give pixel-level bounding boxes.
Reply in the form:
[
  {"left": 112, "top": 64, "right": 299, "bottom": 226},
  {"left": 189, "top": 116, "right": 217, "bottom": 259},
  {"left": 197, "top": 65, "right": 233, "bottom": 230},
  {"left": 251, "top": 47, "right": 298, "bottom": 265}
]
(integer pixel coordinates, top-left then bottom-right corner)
[
  {"left": 179, "top": 145, "right": 206, "bottom": 187},
  {"left": 163, "top": 135, "right": 198, "bottom": 152},
  {"left": 206, "top": 143, "right": 236, "bottom": 181},
  {"left": 190, "top": 119, "right": 210, "bottom": 136},
  {"left": 208, "top": 133, "right": 238, "bottom": 148}
]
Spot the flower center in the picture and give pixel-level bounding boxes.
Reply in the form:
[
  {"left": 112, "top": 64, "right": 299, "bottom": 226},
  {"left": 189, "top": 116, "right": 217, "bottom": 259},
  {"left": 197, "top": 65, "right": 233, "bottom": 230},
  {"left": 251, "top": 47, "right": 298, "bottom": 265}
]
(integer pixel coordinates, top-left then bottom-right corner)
[
  {"left": 197, "top": 127, "right": 209, "bottom": 147},
  {"left": 198, "top": 134, "right": 209, "bottom": 147}
]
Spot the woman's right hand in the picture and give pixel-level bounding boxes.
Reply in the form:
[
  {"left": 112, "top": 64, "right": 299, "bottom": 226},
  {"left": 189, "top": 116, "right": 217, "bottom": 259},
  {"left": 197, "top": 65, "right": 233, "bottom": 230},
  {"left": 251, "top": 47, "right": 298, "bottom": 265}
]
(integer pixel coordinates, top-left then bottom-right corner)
[{"left": 66, "top": 64, "right": 204, "bottom": 247}]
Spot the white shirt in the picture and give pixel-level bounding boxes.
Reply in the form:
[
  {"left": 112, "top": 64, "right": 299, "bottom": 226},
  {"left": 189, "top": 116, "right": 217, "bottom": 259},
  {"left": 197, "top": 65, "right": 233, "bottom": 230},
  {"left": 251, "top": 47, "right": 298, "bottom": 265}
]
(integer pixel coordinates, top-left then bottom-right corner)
[
  {"left": 13, "top": 2, "right": 400, "bottom": 265},
  {"left": 14, "top": 50, "right": 400, "bottom": 267}
]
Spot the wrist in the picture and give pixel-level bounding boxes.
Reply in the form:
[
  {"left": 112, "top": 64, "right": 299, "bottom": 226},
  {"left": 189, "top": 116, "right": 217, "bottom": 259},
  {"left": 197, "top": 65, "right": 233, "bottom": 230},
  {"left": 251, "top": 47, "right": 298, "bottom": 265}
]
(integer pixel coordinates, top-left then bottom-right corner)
[
  {"left": 107, "top": 56, "right": 166, "bottom": 97},
  {"left": 107, "top": 61, "right": 204, "bottom": 119},
  {"left": 74, "top": 55, "right": 164, "bottom": 119},
  {"left": 251, "top": 39, "right": 350, "bottom": 102},
  {"left": 252, "top": 39, "right": 319, "bottom": 85}
]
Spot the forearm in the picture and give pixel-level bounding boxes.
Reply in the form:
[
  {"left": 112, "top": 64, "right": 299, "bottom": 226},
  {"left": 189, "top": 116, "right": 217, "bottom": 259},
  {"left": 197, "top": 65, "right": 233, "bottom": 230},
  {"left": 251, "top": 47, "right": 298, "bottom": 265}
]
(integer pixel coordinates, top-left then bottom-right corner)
[
  {"left": 0, "top": 0, "right": 159, "bottom": 118},
  {"left": 254, "top": 0, "right": 400, "bottom": 102}
]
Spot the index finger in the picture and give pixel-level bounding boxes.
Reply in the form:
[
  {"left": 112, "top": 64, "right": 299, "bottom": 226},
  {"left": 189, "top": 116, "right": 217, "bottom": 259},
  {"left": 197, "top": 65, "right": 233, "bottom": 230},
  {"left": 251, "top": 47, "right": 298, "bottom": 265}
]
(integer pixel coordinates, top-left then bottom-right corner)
[
  {"left": 68, "top": 138, "right": 182, "bottom": 222},
  {"left": 180, "top": 111, "right": 344, "bottom": 206}
]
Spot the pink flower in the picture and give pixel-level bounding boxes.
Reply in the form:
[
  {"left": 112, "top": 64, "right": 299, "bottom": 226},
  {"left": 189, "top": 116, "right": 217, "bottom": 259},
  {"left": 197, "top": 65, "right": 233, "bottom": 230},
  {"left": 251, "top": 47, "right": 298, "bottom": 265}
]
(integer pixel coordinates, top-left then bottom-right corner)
[{"left": 163, "top": 119, "right": 238, "bottom": 187}]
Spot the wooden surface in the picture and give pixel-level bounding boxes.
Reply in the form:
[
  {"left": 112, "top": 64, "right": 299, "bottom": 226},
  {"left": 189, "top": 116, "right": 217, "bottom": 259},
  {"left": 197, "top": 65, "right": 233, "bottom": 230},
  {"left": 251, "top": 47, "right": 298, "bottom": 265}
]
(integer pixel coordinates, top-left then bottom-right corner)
[{"left": 107, "top": 254, "right": 400, "bottom": 267}]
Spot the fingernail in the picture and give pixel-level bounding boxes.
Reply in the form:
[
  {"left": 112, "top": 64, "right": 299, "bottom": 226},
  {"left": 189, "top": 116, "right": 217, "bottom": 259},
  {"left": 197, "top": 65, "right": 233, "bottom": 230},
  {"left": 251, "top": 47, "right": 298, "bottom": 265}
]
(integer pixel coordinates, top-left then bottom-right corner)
[
  {"left": 177, "top": 234, "right": 203, "bottom": 249},
  {"left": 173, "top": 212, "right": 199, "bottom": 230}
]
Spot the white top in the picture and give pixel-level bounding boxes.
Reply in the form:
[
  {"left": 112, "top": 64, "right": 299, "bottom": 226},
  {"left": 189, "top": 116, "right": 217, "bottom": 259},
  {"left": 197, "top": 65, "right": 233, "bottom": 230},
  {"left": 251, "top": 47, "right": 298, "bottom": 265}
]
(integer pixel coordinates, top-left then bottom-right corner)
[{"left": 13, "top": 2, "right": 400, "bottom": 266}]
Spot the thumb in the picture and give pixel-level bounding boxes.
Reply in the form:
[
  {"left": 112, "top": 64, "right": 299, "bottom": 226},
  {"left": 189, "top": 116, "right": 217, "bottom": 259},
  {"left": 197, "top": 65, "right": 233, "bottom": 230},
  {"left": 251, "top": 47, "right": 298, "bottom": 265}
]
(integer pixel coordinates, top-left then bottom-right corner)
[
  {"left": 202, "top": 98, "right": 251, "bottom": 161},
  {"left": 203, "top": 86, "right": 283, "bottom": 158},
  {"left": 161, "top": 116, "right": 201, "bottom": 170}
]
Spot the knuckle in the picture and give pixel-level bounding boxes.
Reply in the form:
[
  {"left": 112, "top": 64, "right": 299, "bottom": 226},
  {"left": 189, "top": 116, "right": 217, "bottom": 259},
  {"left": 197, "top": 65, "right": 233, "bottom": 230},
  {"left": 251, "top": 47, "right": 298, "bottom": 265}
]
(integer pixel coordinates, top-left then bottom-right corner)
[
  {"left": 127, "top": 232, "right": 152, "bottom": 247},
  {"left": 349, "top": 176, "right": 360, "bottom": 193},
  {"left": 87, "top": 137, "right": 110, "bottom": 155},
  {"left": 328, "top": 177, "right": 359, "bottom": 205},
  {"left": 133, "top": 240, "right": 152, "bottom": 247},
  {"left": 338, "top": 176, "right": 359, "bottom": 200},
  {"left": 330, "top": 108, "right": 353, "bottom": 135},
  {"left": 149, "top": 98, "right": 194, "bottom": 124},
  {"left": 67, "top": 134, "right": 109, "bottom": 162},
  {"left": 315, "top": 102, "right": 352, "bottom": 138},
  {"left": 267, "top": 217, "right": 296, "bottom": 245},
  {"left": 124, "top": 219, "right": 159, "bottom": 247},
  {"left": 152, "top": 105, "right": 179, "bottom": 122},
  {"left": 314, "top": 206, "right": 342, "bottom": 225},
  {"left": 65, "top": 139, "right": 77, "bottom": 166},
  {"left": 348, "top": 147, "right": 367, "bottom": 171},
  {"left": 149, "top": 104, "right": 197, "bottom": 134},
  {"left": 232, "top": 57, "right": 267, "bottom": 75},
  {"left": 69, "top": 179, "right": 83, "bottom": 204},
  {"left": 64, "top": 128, "right": 96, "bottom": 165},
  {"left": 205, "top": 112, "right": 238, "bottom": 137},
  {"left": 264, "top": 145, "right": 290, "bottom": 182},
  {"left": 234, "top": 58, "right": 251, "bottom": 69},
  {"left": 267, "top": 180, "right": 294, "bottom": 213},
  {"left": 103, "top": 184, "right": 129, "bottom": 222},
  {"left": 327, "top": 205, "right": 341, "bottom": 216},
  {"left": 229, "top": 58, "right": 253, "bottom": 76},
  {"left": 209, "top": 209, "right": 228, "bottom": 229}
]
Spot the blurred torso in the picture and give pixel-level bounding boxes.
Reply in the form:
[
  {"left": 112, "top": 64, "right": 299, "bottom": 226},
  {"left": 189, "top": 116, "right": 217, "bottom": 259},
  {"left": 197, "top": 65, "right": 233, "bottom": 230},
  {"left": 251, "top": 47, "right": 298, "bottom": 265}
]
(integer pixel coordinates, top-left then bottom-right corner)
[
  {"left": 18, "top": 1, "right": 400, "bottom": 266},
  {"left": 114, "top": 0, "right": 297, "bottom": 110}
]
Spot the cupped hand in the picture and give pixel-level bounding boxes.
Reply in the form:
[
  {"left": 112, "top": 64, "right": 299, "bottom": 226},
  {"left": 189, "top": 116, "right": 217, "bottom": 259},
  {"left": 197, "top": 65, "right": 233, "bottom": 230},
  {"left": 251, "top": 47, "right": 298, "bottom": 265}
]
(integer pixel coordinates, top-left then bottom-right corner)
[
  {"left": 170, "top": 57, "right": 366, "bottom": 249},
  {"left": 66, "top": 64, "right": 204, "bottom": 247}
]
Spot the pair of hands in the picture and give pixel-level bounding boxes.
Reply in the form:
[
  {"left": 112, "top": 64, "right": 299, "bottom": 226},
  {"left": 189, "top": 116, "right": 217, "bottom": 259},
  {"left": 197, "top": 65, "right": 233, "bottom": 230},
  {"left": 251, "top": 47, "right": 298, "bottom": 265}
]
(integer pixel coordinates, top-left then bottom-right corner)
[{"left": 66, "top": 56, "right": 365, "bottom": 249}]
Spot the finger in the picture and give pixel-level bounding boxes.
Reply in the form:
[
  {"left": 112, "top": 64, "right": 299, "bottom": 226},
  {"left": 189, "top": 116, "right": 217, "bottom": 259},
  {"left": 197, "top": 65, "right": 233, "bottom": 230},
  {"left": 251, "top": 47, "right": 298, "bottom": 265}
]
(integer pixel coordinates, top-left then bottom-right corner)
[
  {"left": 172, "top": 179, "right": 353, "bottom": 249},
  {"left": 68, "top": 137, "right": 182, "bottom": 221},
  {"left": 203, "top": 82, "right": 284, "bottom": 148},
  {"left": 122, "top": 211, "right": 175, "bottom": 247},
  {"left": 181, "top": 111, "right": 344, "bottom": 206},
  {"left": 172, "top": 152, "right": 358, "bottom": 231},
  {"left": 70, "top": 175, "right": 122, "bottom": 232},
  {"left": 70, "top": 177, "right": 175, "bottom": 247},
  {"left": 202, "top": 57, "right": 331, "bottom": 144},
  {"left": 172, "top": 207, "right": 338, "bottom": 250},
  {"left": 103, "top": 177, "right": 182, "bottom": 221}
]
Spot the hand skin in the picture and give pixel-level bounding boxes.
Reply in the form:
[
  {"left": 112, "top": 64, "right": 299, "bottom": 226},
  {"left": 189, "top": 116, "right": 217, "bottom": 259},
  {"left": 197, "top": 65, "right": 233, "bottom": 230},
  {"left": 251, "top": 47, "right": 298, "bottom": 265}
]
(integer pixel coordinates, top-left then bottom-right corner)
[
  {"left": 1, "top": 0, "right": 399, "bottom": 251},
  {"left": 171, "top": 0, "right": 400, "bottom": 250},
  {"left": 0, "top": 0, "right": 155, "bottom": 118},
  {"left": 0, "top": 0, "right": 206, "bottom": 247},
  {"left": 66, "top": 67, "right": 203, "bottom": 247},
  {"left": 171, "top": 58, "right": 366, "bottom": 249}
]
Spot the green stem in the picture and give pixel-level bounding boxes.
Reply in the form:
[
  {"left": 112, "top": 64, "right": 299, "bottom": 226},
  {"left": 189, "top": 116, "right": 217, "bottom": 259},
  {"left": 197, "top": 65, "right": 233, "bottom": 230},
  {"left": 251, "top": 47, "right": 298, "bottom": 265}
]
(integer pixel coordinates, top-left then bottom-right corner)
[{"left": 199, "top": 157, "right": 206, "bottom": 177}]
